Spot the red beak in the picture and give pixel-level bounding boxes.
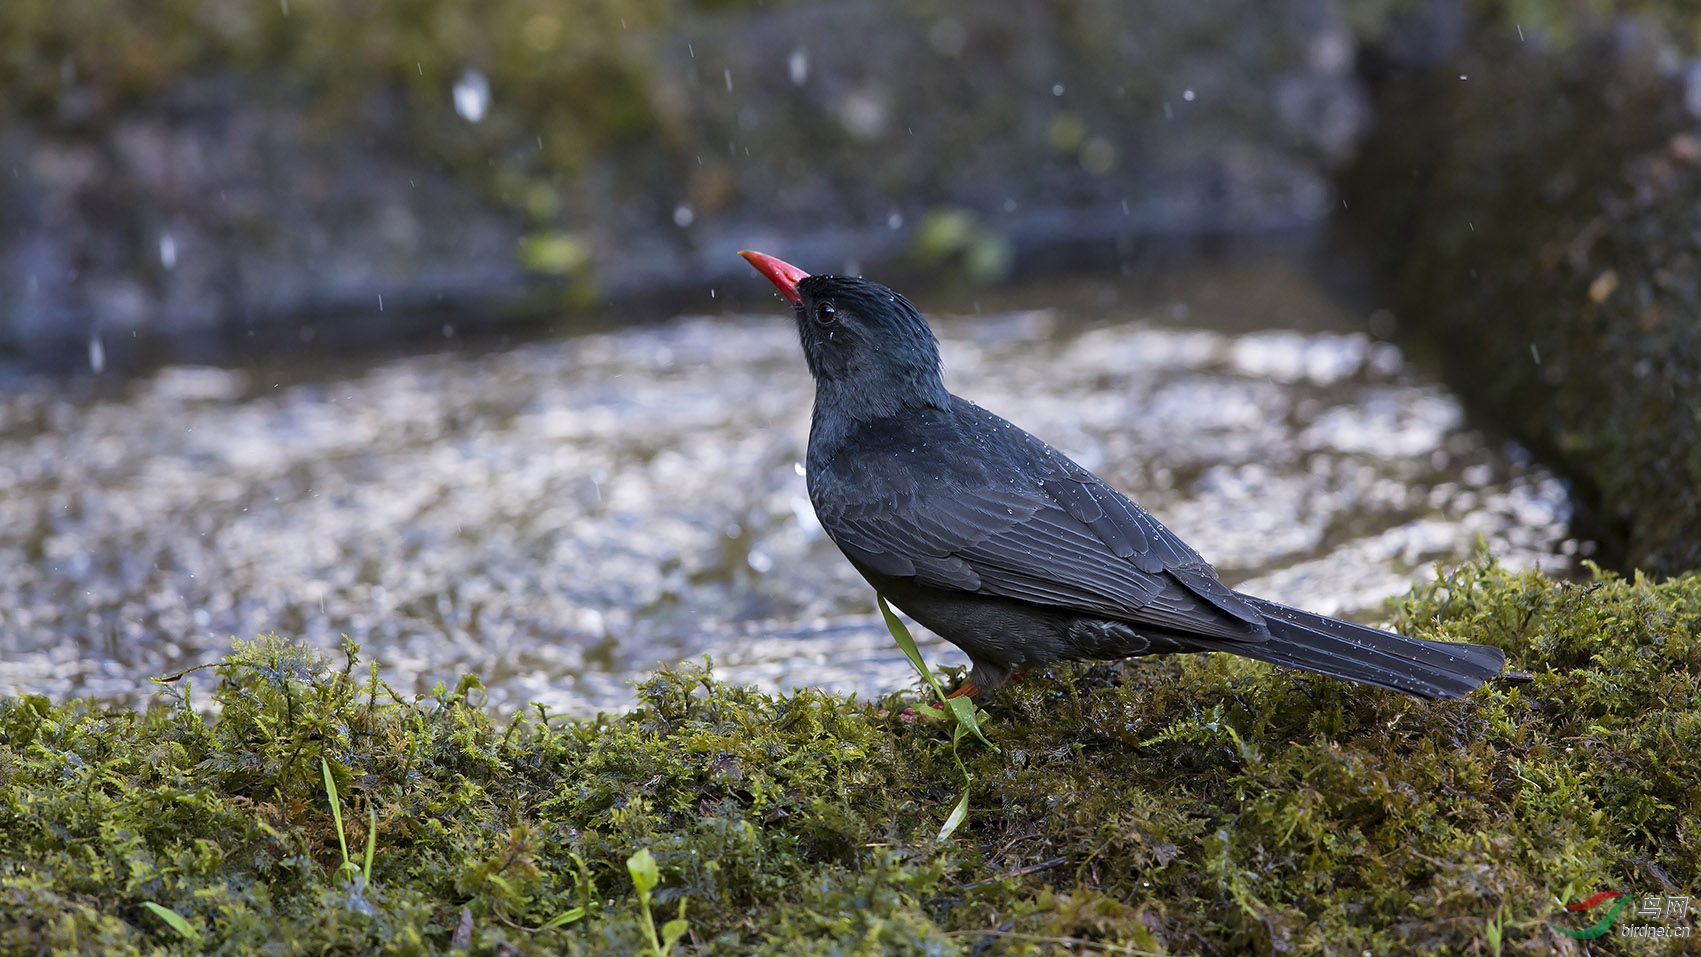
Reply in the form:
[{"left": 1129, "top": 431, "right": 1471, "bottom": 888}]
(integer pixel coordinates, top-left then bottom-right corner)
[{"left": 738, "top": 250, "right": 809, "bottom": 305}]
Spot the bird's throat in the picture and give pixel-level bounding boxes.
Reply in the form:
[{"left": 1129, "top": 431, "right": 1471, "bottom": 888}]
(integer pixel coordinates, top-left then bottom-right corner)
[{"left": 807, "top": 378, "right": 948, "bottom": 466}]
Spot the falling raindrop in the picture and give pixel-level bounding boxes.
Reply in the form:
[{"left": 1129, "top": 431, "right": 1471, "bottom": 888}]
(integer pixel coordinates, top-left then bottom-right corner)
[
  {"left": 159, "top": 234, "right": 177, "bottom": 270},
  {"left": 1051, "top": 83, "right": 1065, "bottom": 96},
  {"left": 724, "top": 68, "right": 733, "bottom": 92},
  {"left": 1182, "top": 88, "right": 1196, "bottom": 101},
  {"left": 453, "top": 69, "right": 490, "bottom": 123},
  {"left": 837, "top": 92, "right": 887, "bottom": 139},
  {"left": 89, "top": 335, "right": 105, "bottom": 373},
  {"left": 887, "top": 210, "right": 904, "bottom": 229},
  {"left": 788, "top": 49, "right": 809, "bottom": 86},
  {"left": 673, "top": 203, "right": 695, "bottom": 228}
]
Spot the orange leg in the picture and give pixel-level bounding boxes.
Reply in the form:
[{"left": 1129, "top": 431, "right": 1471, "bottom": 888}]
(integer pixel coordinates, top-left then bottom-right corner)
[{"left": 945, "top": 680, "right": 979, "bottom": 699}]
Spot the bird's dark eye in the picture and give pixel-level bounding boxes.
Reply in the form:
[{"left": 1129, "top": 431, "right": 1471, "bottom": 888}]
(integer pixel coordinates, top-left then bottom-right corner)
[{"left": 814, "top": 301, "right": 837, "bottom": 326}]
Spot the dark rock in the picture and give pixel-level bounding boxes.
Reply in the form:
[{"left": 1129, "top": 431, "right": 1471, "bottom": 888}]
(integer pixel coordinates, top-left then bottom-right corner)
[
  {"left": 1340, "top": 13, "right": 1701, "bottom": 574},
  {"left": 0, "top": 81, "right": 537, "bottom": 373},
  {"left": 0, "top": 0, "right": 1369, "bottom": 374}
]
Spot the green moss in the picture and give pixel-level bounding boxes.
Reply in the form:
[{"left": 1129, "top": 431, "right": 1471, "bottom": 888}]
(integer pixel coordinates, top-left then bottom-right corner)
[{"left": 2, "top": 556, "right": 1697, "bottom": 954}]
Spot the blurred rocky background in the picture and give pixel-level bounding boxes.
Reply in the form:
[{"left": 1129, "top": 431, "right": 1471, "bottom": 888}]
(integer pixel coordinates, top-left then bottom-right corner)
[
  {"left": 2, "top": 0, "right": 1700, "bottom": 707},
  {"left": 1, "top": 0, "right": 1379, "bottom": 372}
]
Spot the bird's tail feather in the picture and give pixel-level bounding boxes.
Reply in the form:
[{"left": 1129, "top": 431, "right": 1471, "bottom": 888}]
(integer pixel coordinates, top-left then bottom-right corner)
[{"left": 1221, "top": 597, "right": 1504, "bottom": 700}]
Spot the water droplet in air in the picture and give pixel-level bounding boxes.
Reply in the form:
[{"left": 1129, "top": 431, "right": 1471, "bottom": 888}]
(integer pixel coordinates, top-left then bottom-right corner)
[
  {"left": 673, "top": 203, "right": 695, "bottom": 228},
  {"left": 788, "top": 49, "right": 808, "bottom": 86},
  {"left": 453, "top": 69, "right": 490, "bottom": 123},
  {"left": 159, "top": 234, "right": 177, "bottom": 269}
]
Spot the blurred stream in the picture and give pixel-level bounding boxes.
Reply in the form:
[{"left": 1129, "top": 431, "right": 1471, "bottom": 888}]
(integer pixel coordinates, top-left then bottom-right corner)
[{"left": 0, "top": 256, "right": 1575, "bottom": 713}]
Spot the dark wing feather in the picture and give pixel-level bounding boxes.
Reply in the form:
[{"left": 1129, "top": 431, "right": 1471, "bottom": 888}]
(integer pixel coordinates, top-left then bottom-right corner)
[{"left": 809, "top": 399, "right": 1265, "bottom": 642}]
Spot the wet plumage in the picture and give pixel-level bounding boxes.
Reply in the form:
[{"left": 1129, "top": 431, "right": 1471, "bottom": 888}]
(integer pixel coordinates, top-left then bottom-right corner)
[{"left": 740, "top": 250, "right": 1505, "bottom": 700}]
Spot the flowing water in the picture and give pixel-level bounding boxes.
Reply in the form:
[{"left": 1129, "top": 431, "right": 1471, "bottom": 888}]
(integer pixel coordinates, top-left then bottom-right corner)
[{"left": 0, "top": 257, "right": 1576, "bottom": 713}]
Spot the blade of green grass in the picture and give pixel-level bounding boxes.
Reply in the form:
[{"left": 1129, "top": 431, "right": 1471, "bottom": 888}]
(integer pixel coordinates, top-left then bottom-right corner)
[
  {"left": 877, "top": 593, "right": 992, "bottom": 843},
  {"left": 878, "top": 594, "right": 993, "bottom": 747},
  {"left": 321, "top": 755, "right": 363, "bottom": 884},
  {"left": 321, "top": 756, "right": 349, "bottom": 866},
  {"left": 936, "top": 785, "right": 972, "bottom": 842},
  {"left": 362, "top": 804, "right": 377, "bottom": 885},
  {"left": 539, "top": 907, "right": 586, "bottom": 930},
  {"left": 141, "top": 902, "right": 197, "bottom": 940}
]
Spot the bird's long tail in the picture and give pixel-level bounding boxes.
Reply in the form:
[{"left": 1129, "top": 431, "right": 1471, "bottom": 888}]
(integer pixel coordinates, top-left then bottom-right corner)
[{"left": 1225, "top": 597, "right": 1505, "bottom": 700}]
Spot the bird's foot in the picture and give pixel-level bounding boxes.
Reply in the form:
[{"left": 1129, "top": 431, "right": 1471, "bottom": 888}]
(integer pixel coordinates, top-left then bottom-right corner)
[
  {"left": 945, "top": 680, "right": 979, "bottom": 700},
  {"left": 945, "top": 669, "right": 1032, "bottom": 699}
]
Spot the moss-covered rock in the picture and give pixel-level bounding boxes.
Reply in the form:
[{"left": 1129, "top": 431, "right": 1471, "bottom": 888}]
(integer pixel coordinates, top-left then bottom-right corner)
[
  {"left": 1341, "top": 11, "right": 1701, "bottom": 575},
  {"left": 2, "top": 556, "right": 1696, "bottom": 954},
  {"left": 0, "top": 0, "right": 1367, "bottom": 371}
]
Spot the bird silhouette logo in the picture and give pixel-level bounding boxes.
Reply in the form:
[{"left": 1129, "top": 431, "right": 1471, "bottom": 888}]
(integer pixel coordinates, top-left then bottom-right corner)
[{"left": 1550, "top": 890, "right": 1631, "bottom": 940}]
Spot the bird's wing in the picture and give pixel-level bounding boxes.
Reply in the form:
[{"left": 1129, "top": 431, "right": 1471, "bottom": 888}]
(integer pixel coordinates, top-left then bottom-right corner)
[{"left": 811, "top": 401, "right": 1266, "bottom": 642}]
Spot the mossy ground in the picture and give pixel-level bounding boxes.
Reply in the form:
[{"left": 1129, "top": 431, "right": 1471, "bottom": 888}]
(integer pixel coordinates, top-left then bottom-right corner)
[{"left": 3, "top": 556, "right": 1697, "bottom": 955}]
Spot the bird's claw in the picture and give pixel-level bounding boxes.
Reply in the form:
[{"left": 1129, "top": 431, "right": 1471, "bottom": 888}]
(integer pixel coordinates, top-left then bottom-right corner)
[{"left": 944, "top": 680, "right": 979, "bottom": 700}]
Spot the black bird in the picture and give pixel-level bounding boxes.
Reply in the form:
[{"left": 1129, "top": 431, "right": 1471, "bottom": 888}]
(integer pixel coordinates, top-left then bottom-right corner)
[{"left": 739, "top": 250, "right": 1505, "bottom": 700}]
